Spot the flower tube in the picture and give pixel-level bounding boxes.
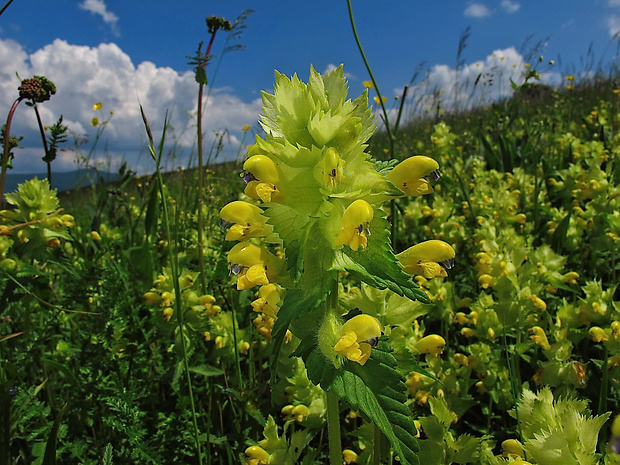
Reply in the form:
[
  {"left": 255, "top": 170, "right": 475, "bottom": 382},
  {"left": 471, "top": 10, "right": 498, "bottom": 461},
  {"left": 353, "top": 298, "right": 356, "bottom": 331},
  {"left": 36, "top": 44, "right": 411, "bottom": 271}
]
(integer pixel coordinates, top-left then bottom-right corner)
[
  {"left": 334, "top": 199, "right": 374, "bottom": 251},
  {"left": 387, "top": 155, "right": 441, "bottom": 197},
  {"left": 396, "top": 240, "right": 455, "bottom": 278}
]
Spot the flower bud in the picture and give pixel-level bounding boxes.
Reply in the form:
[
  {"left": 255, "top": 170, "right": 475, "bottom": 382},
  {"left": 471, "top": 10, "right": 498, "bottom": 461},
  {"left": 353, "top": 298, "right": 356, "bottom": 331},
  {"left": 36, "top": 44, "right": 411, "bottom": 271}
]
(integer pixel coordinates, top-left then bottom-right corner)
[{"left": 414, "top": 334, "right": 446, "bottom": 356}]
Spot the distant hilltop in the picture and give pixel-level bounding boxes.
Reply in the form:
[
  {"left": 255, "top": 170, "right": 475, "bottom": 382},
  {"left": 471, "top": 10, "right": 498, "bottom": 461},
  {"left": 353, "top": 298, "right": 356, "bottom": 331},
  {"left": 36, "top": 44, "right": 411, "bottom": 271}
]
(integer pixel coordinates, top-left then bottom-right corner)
[{"left": 4, "top": 169, "right": 120, "bottom": 193}]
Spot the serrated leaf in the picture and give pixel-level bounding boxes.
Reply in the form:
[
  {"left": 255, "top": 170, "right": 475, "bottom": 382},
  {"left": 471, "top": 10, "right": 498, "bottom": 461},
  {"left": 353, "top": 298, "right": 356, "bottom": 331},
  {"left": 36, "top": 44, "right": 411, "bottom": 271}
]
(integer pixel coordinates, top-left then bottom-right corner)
[
  {"left": 332, "top": 216, "right": 430, "bottom": 304},
  {"left": 270, "top": 287, "right": 331, "bottom": 395},
  {"left": 189, "top": 364, "right": 223, "bottom": 377},
  {"left": 302, "top": 338, "right": 419, "bottom": 465}
]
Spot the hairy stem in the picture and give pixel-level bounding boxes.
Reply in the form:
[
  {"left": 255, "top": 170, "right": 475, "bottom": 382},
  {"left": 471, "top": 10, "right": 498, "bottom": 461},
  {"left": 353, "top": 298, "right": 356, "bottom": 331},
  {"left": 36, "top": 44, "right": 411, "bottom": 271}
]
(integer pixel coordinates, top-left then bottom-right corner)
[{"left": 1, "top": 97, "right": 23, "bottom": 204}]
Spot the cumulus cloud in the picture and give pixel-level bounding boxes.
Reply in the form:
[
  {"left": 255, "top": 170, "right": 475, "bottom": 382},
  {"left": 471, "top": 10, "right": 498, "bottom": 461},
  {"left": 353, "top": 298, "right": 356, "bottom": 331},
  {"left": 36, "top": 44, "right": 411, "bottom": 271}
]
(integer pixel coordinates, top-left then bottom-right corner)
[
  {"left": 608, "top": 15, "right": 620, "bottom": 37},
  {"left": 0, "top": 38, "right": 262, "bottom": 174},
  {"left": 401, "top": 47, "right": 560, "bottom": 120},
  {"left": 464, "top": 3, "right": 491, "bottom": 18},
  {"left": 79, "top": 0, "right": 119, "bottom": 35},
  {"left": 500, "top": 0, "right": 520, "bottom": 13}
]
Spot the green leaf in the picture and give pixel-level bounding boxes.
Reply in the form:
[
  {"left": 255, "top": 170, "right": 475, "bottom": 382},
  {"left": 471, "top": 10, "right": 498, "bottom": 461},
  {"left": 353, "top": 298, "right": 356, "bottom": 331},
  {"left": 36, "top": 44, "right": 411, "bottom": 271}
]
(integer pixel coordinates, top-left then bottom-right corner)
[
  {"left": 331, "top": 341, "right": 419, "bottom": 465},
  {"left": 301, "top": 338, "right": 419, "bottom": 465},
  {"left": 189, "top": 364, "right": 223, "bottom": 377},
  {"left": 332, "top": 215, "right": 430, "bottom": 304},
  {"left": 270, "top": 287, "right": 331, "bottom": 395},
  {"left": 264, "top": 204, "right": 314, "bottom": 282},
  {"left": 42, "top": 403, "right": 68, "bottom": 465}
]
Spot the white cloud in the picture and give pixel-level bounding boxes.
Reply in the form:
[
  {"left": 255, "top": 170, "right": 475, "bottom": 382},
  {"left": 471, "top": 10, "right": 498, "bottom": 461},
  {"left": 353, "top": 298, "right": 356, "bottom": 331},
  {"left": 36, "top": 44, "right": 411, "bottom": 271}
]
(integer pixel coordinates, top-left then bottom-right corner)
[
  {"left": 609, "top": 0, "right": 620, "bottom": 6},
  {"left": 78, "top": 0, "right": 119, "bottom": 35},
  {"left": 608, "top": 15, "right": 620, "bottom": 37},
  {"left": 0, "top": 38, "right": 262, "bottom": 174},
  {"left": 401, "top": 47, "right": 560, "bottom": 120},
  {"left": 500, "top": 0, "right": 520, "bottom": 13},
  {"left": 464, "top": 3, "right": 491, "bottom": 18}
]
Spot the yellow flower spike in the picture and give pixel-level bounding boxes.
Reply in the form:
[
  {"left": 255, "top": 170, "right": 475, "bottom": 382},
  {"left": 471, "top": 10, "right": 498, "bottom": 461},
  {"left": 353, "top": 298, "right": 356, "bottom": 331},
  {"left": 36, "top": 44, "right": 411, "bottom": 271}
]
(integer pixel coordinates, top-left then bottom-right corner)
[
  {"left": 243, "top": 155, "right": 282, "bottom": 203},
  {"left": 343, "top": 449, "right": 359, "bottom": 464},
  {"left": 219, "top": 201, "right": 268, "bottom": 241},
  {"left": 387, "top": 156, "right": 441, "bottom": 197},
  {"left": 334, "top": 314, "right": 382, "bottom": 365},
  {"left": 321, "top": 147, "right": 344, "bottom": 188},
  {"left": 334, "top": 199, "right": 374, "bottom": 251},
  {"left": 414, "top": 334, "right": 446, "bottom": 356},
  {"left": 501, "top": 439, "right": 524, "bottom": 458},
  {"left": 529, "top": 326, "right": 551, "bottom": 350},
  {"left": 396, "top": 240, "right": 455, "bottom": 278}
]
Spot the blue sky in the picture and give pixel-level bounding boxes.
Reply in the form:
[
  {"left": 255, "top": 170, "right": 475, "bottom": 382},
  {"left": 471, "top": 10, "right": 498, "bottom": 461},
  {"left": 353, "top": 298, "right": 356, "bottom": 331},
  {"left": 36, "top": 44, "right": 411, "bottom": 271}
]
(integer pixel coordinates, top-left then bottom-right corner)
[{"left": 1, "top": 1, "right": 620, "bottom": 174}]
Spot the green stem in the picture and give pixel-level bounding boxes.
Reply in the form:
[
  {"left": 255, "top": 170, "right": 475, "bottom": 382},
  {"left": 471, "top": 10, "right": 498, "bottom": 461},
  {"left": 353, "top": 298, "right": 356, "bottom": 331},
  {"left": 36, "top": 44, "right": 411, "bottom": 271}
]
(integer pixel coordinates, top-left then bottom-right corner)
[
  {"left": 325, "top": 278, "right": 342, "bottom": 464},
  {"left": 32, "top": 104, "right": 52, "bottom": 186},
  {"left": 143, "top": 111, "right": 203, "bottom": 465},
  {"left": 373, "top": 424, "right": 382, "bottom": 465},
  {"left": 1, "top": 97, "right": 23, "bottom": 205},
  {"left": 345, "top": 0, "right": 394, "bottom": 151},
  {"left": 326, "top": 390, "right": 342, "bottom": 465}
]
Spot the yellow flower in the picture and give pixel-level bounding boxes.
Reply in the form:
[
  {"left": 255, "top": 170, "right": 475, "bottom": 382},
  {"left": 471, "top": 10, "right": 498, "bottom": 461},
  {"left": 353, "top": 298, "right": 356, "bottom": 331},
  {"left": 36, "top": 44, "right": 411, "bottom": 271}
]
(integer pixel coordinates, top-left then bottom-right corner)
[
  {"left": 343, "top": 449, "right": 358, "bottom": 464},
  {"left": 529, "top": 294, "right": 547, "bottom": 311},
  {"left": 362, "top": 80, "right": 374, "bottom": 89},
  {"left": 91, "top": 117, "right": 99, "bottom": 127},
  {"left": 90, "top": 230, "right": 102, "bottom": 241},
  {"left": 501, "top": 439, "right": 524, "bottom": 458},
  {"left": 244, "top": 445, "right": 270, "bottom": 465},
  {"left": 334, "top": 314, "right": 382, "bottom": 366},
  {"left": 227, "top": 242, "right": 282, "bottom": 290},
  {"left": 387, "top": 156, "right": 440, "bottom": 197},
  {"left": 219, "top": 201, "right": 269, "bottom": 241},
  {"left": 414, "top": 334, "right": 445, "bottom": 356},
  {"left": 251, "top": 284, "right": 282, "bottom": 319},
  {"left": 243, "top": 124, "right": 251, "bottom": 131},
  {"left": 243, "top": 155, "right": 283, "bottom": 203},
  {"left": 529, "top": 326, "right": 550, "bottom": 350},
  {"left": 335, "top": 199, "right": 374, "bottom": 251},
  {"left": 320, "top": 147, "right": 344, "bottom": 188},
  {"left": 93, "top": 102, "right": 102, "bottom": 110},
  {"left": 588, "top": 326, "right": 608, "bottom": 342},
  {"left": 373, "top": 96, "right": 387, "bottom": 104},
  {"left": 396, "top": 240, "right": 455, "bottom": 278},
  {"left": 566, "top": 75, "right": 575, "bottom": 81}
]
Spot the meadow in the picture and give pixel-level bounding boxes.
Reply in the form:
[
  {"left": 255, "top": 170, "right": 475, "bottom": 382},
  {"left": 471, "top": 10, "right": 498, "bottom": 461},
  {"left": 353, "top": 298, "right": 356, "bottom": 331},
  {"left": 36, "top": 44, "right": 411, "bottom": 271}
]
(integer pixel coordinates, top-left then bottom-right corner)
[{"left": 2, "top": 8, "right": 620, "bottom": 465}]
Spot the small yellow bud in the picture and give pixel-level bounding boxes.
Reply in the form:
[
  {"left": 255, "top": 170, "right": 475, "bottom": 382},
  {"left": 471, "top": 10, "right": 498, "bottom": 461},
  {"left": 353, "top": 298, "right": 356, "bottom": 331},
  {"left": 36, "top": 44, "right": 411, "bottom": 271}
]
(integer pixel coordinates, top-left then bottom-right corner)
[{"left": 414, "top": 334, "right": 446, "bottom": 356}]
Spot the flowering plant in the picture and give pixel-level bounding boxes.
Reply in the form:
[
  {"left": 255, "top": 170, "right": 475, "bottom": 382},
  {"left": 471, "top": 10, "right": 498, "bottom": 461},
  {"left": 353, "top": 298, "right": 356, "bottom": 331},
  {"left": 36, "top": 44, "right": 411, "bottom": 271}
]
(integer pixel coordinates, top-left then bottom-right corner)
[{"left": 222, "top": 66, "right": 454, "bottom": 464}]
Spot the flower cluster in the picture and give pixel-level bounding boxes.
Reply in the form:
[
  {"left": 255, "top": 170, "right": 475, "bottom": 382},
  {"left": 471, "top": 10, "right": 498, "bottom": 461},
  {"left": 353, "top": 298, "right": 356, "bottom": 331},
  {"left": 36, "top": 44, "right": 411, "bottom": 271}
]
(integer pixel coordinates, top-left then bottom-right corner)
[
  {"left": 220, "top": 66, "right": 454, "bottom": 367},
  {"left": 0, "top": 178, "right": 74, "bottom": 261},
  {"left": 144, "top": 268, "right": 220, "bottom": 327}
]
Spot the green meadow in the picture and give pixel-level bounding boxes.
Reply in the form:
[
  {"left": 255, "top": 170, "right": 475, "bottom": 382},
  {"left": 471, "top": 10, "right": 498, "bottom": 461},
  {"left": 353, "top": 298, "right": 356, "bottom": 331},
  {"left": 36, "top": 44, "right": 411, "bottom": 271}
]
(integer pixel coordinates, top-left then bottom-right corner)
[{"left": 1, "top": 8, "right": 620, "bottom": 465}]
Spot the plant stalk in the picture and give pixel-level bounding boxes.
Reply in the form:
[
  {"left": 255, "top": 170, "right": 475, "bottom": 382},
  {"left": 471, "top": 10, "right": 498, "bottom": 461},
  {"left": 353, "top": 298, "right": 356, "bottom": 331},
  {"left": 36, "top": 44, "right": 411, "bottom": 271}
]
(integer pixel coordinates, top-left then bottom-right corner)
[
  {"left": 1, "top": 97, "right": 23, "bottom": 204},
  {"left": 196, "top": 28, "right": 219, "bottom": 294}
]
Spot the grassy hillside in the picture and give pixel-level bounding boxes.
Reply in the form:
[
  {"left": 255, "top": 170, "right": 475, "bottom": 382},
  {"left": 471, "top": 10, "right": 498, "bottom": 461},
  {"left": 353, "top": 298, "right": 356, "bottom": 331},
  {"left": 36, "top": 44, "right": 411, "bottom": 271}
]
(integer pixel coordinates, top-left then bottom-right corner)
[{"left": 1, "top": 72, "right": 619, "bottom": 465}]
